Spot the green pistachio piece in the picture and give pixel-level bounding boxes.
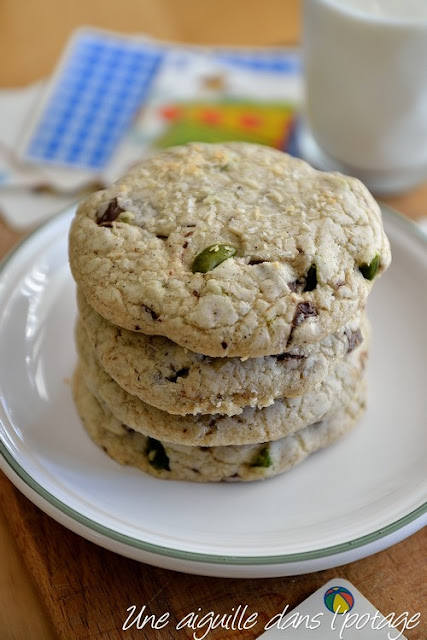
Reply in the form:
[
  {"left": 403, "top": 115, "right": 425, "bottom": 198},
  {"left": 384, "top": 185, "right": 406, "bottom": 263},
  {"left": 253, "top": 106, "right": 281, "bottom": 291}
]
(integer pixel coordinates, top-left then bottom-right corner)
[
  {"left": 117, "top": 212, "right": 135, "bottom": 224},
  {"left": 146, "top": 437, "right": 170, "bottom": 471},
  {"left": 359, "top": 253, "right": 380, "bottom": 280},
  {"left": 192, "top": 244, "right": 237, "bottom": 273},
  {"left": 304, "top": 263, "right": 317, "bottom": 292},
  {"left": 251, "top": 446, "right": 272, "bottom": 468}
]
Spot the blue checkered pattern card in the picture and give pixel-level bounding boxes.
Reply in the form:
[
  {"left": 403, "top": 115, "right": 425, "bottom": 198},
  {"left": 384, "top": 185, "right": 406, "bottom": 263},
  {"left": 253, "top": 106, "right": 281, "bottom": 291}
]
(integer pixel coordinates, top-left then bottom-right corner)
[
  {"left": 20, "top": 29, "right": 164, "bottom": 170},
  {"left": 18, "top": 28, "right": 300, "bottom": 173}
]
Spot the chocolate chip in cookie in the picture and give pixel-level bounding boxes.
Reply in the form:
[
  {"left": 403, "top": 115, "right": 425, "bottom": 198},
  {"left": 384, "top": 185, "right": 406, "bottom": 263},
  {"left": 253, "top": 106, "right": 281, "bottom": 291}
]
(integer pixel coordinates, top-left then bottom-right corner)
[
  {"left": 293, "top": 302, "right": 318, "bottom": 327},
  {"left": 346, "top": 328, "right": 363, "bottom": 353},
  {"left": 96, "top": 197, "right": 125, "bottom": 227}
]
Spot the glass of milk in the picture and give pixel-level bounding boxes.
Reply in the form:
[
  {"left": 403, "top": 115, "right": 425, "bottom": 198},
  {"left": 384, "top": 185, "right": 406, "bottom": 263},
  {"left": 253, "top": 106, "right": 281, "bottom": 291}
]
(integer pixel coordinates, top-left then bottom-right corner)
[{"left": 299, "top": 0, "right": 427, "bottom": 193}]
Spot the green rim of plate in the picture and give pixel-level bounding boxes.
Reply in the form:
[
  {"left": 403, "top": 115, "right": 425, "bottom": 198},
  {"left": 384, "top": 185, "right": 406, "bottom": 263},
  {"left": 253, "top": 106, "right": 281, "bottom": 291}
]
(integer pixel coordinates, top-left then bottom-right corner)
[{"left": 0, "top": 203, "right": 426, "bottom": 566}]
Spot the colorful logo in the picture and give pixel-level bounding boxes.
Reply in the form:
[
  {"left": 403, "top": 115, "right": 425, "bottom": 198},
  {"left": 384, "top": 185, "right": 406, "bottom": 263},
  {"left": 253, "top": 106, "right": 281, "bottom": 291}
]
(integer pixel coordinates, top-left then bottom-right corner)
[{"left": 324, "top": 586, "right": 355, "bottom": 614}]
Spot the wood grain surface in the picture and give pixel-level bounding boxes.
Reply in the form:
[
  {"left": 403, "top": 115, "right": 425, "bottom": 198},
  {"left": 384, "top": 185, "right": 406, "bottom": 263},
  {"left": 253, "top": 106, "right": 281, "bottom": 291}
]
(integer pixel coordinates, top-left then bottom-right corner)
[
  {"left": 0, "top": 477, "right": 426, "bottom": 640},
  {"left": 0, "top": 0, "right": 300, "bottom": 87},
  {"left": 0, "top": 1, "right": 426, "bottom": 639}
]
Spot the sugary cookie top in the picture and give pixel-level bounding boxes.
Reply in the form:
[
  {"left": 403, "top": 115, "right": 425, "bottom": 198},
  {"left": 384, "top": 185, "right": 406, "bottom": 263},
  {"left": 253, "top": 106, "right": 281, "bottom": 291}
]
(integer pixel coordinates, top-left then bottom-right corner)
[{"left": 69, "top": 142, "right": 390, "bottom": 357}]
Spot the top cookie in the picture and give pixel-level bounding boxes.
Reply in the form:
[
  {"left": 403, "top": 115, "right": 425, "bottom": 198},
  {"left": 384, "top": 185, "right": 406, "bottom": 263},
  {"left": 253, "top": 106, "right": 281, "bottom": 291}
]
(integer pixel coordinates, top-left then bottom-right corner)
[{"left": 69, "top": 142, "right": 390, "bottom": 357}]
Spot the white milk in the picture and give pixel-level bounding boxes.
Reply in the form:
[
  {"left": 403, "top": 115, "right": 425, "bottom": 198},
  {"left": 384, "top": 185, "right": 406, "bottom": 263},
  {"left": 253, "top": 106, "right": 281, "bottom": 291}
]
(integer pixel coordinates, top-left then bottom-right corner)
[{"left": 302, "top": 0, "right": 427, "bottom": 193}]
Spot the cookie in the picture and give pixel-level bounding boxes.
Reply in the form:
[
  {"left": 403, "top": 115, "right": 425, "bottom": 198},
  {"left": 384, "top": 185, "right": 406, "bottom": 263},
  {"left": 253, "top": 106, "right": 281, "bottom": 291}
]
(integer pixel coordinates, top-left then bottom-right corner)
[
  {"left": 78, "top": 288, "right": 367, "bottom": 415},
  {"left": 69, "top": 142, "right": 390, "bottom": 358},
  {"left": 75, "top": 320, "right": 368, "bottom": 446},
  {"left": 72, "top": 368, "right": 366, "bottom": 482}
]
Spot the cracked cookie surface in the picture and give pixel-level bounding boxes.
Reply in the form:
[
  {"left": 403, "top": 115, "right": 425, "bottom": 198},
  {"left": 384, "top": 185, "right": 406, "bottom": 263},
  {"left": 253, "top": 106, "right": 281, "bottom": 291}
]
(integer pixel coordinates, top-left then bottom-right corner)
[
  {"left": 69, "top": 142, "right": 390, "bottom": 358},
  {"left": 78, "top": 288, "right": 367, "bottom": 415},
  {"left": 75, "top": 320, "right": 368, "bottom": 446},
  {"left": 72, "top": 368, "right": 366, "bottom": 482}
]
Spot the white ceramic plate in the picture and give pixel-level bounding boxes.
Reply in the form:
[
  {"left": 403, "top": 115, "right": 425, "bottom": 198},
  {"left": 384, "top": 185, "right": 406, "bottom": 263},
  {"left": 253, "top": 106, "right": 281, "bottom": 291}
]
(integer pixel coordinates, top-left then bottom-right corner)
[{"left": 0, "top": 205, "right": 426, "bottom": 578}]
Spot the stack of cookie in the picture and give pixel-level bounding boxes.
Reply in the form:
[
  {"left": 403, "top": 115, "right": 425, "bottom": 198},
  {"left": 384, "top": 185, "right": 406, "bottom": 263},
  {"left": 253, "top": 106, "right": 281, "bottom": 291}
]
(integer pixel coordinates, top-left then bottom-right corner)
[{"left": 69, "top": 143, "right": 391, "bottom": 482}]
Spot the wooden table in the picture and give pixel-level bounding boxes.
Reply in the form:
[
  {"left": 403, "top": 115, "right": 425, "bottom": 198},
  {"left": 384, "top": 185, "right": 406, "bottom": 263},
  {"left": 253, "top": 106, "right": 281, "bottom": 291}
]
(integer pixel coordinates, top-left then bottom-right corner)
[{"left": 0, "top": 2, "right": 426, "bottom": 638}]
